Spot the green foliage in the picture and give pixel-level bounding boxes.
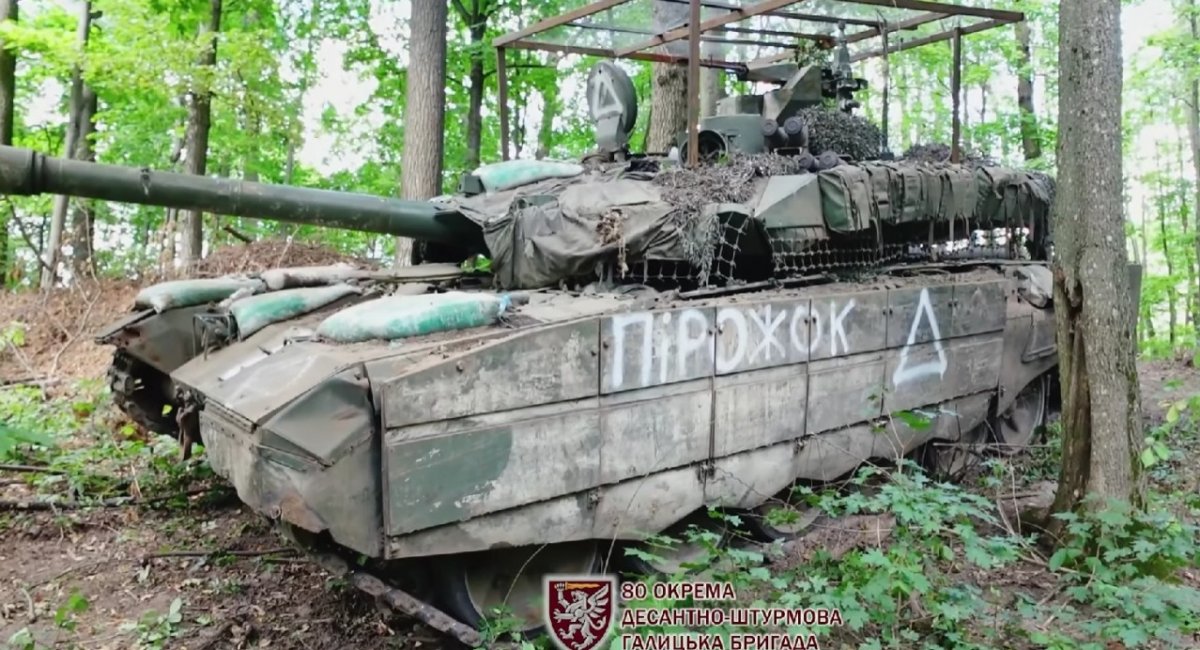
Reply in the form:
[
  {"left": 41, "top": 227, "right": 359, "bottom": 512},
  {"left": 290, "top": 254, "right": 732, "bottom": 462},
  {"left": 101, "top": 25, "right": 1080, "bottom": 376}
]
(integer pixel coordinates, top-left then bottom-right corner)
[
  {"left": 119, "top": 597, "right": 184, "bottom": 649},
  {"left": 5, "top": 591, "right": 90, "bottom": 650},
  {"left": 1, "top": 380, "right": 216, "bottom": 509}
]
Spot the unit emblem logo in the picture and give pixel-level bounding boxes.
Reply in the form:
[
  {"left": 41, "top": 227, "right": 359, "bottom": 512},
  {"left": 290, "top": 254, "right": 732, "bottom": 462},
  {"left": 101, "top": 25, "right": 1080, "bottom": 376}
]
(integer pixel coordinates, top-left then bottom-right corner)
[{"left": 544, "top": 574, "right": 618, "bottom": 650}]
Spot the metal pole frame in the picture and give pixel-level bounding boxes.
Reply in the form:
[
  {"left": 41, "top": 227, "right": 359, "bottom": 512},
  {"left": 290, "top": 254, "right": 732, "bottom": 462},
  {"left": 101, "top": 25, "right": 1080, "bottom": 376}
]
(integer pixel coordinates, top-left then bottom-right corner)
[{"left": 490, "top": 0, "right": 1026, "bottom": 164}]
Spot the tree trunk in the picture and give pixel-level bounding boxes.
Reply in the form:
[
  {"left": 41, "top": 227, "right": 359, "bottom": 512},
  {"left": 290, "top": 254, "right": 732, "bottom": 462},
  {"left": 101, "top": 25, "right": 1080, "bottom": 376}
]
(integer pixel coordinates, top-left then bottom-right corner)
[
  {"left": 1139, "top": 196, "right": 1155, "bottom": 341},
  {"left": 646, "top": 0, "right": 689, "bottom": 153},
  {"left": 69, "top": 84, "right": 97, "bottom": 276},
  {"left": 699, "top": 34, "right": 726, "bottom": 118},
  {"left": 181, "top": 0, "right": 222, "bottom": 268},
  {"left": 536, "top": 52, "right": 563, "bottom": 159},
  {"left": 1188, "top": 0, "right": 1200, "bottom": 330},
  {"left": 1176, "top": 133, "right": 1196, "bottom": 327},
  {"left": 0, "top": 0, "right": 14, "bottom": 284},
  {"left": 1157, "top": 174, "right": 1176, "bottom": 344},
  {"left": 395, "top": 0, "right": 448, "bottom": 265},
  {"left": 1045, "top": 0, "right": 1144, "bottom": 542},
  {"left": 1015, "top": 18, "right": 1042, "bottom": 160},
  {"left": 453, "top": 0, "right": 491, "bottom": 171},
  {"left": 41, "top": 0, "right": 91, "bottom": 289}
]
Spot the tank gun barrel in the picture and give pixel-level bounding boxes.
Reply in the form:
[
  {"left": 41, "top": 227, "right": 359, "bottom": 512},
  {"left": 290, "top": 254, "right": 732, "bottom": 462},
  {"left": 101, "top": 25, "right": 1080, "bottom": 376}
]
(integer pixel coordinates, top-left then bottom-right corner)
[{"left": 0, "top": 146, "right": 476, "bottom": 246}]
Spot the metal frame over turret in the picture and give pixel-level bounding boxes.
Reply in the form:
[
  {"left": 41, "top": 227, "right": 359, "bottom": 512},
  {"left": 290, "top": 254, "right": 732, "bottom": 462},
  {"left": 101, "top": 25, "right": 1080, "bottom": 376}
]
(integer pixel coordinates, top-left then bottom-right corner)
[{"left": 491, "top": 0, "right": 1024, "bottom": 166}]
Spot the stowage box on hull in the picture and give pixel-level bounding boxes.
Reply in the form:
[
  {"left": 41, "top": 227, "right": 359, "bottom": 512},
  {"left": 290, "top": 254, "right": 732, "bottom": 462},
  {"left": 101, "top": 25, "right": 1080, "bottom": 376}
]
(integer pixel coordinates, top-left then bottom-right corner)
[{"left": 191, "top": 266, "right": 1055, "bottom": 560}]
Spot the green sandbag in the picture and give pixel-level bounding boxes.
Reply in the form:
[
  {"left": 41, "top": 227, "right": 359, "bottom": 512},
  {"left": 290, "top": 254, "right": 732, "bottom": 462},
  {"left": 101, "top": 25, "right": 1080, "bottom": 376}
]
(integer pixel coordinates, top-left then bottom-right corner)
[
  {"left": 229, "top": 284, "right": 362, "bottom": 339},
  {"left": 316, "top": 291, "right": 520, "bottom": 343},
  {"left": 472, "top": 159, "right": 583, "bottom": 193},
  {"left": 135, "top": 278, "right": 265, "bottom": 313}
]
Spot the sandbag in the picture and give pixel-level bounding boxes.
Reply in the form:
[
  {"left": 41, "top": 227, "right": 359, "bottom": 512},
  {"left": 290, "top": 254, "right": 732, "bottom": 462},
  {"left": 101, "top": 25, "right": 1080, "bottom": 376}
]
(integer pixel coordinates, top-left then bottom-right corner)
[
  {"left": 818, "top": 165, "right": 874, "bottom": 233},
  {"left": 229, "top": 284, "right": 362, "bottom": 339},
  {"left": 135, "top": 278, "right": 265, "bottom": 313},
  {"left": 471, "top": 159, "right": 584, "bottom": 193},
  {"left": 316, "top": 291, "right": 523, "bottom": 343}
]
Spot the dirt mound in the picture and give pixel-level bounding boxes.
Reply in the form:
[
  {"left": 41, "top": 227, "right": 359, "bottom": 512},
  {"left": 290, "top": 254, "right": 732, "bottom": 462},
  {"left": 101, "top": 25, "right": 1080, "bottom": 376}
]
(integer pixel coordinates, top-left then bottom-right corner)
[
  {"left": 189, "top": 239, "right": 372, "bottom": 277},
  {"left": 0, "top": 239, "right": 367, "bottom": 384},
  {"left": 0, "top": 278, "right": 138, "bottom": 384}
]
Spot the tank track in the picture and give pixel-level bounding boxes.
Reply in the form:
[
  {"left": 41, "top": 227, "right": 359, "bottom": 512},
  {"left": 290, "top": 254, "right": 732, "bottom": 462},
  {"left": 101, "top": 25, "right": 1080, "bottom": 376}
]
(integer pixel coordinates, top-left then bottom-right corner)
[{"left": 107, "top": 350, "right": 180, "bottom": 438}]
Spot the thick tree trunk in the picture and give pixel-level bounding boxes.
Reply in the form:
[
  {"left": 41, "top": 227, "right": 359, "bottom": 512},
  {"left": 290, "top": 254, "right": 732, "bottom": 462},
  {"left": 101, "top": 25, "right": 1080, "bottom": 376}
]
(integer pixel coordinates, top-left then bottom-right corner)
[
  {"left": 646, "top": 0, "right": 689, "bottom": 153},
  {"left": 1015, "top": 18, "right": 1042, "bottom": 160},
  {"left": 395, "top": 0, "right": 448, "bottom": 265},
  {"left": 0, "top": 0, "right": 15, "bottom": 283},
  {"left": 181, "top": 0, "right": 222, "bottom": 268},
  {"left": 1045, "top": 0, "right": 1144, "bottom": 542},
  {"left": 41, "top": 0, "right": 92, "bottom": 289}
]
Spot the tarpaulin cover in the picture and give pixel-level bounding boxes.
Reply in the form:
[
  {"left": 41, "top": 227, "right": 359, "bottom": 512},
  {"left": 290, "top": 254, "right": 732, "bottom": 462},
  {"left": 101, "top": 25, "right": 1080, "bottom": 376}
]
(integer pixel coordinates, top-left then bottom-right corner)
[{"left": 438, "top": 168, "right": 686, "bottom": 290}]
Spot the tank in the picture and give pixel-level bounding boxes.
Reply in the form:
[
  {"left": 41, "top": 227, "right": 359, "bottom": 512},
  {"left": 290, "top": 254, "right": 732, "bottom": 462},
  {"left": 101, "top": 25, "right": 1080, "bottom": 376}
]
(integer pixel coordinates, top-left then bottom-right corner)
[{"left": 0, "top": 52, "right": 1128, "bottom": 646}]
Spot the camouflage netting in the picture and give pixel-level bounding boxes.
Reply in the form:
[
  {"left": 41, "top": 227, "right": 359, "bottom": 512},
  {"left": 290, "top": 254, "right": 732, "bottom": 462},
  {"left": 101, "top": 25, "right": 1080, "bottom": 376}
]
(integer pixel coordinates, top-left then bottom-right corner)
[
  {"left": 798, "top": 107, "right": 883, "bottom": 161},
  {"left": 653, "top": 152, "right": 810, "bottom": 280},
  {"left": 902, "top": 142, "right": 997, "bottom": 167}
]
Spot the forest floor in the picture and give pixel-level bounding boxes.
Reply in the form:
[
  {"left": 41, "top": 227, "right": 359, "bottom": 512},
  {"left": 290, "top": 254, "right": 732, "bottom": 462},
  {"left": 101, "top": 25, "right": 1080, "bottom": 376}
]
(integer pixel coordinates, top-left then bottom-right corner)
[{"left": 1, "top": 245, "right": 1198, "bottom": 650}]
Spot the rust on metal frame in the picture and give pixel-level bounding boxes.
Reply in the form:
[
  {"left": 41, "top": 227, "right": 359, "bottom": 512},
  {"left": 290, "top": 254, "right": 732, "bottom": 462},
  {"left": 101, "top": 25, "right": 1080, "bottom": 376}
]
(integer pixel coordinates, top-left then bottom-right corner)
[
  {"left": 489, "top": 0, "right": 1027, "bottom": 165},
  {"left": 503, "top": 38, "right": 744, "bottom": 70},
  {"left": 848, "top": 17, "right": 1010, "bottom": 62},
  {"left": 493, "top": 0, "right": 633, "bottom": 47},
  {"left": 612, "top": 0, "right": 807, "bottom": 58},
  {"left": 655, "top": 0, "right": 880, "bottom": 28},
  {"left": 835, "top": 0, "right": 1022, "bottom": 22},
  {"left": 950, "top": 26, "right": 962, "bottom": 163},
  {"left": 748, "top": 9, "right": 951, "bottom": 67},
  {"left": 686, "top": 0, "right": 701, "bottom": 167}
]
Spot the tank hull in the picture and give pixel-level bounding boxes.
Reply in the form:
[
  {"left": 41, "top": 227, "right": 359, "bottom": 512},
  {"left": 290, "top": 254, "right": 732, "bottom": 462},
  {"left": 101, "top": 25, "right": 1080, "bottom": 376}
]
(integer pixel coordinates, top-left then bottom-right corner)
[{"left": 167, "top": 264, "right": 1056, "bottom": 560}]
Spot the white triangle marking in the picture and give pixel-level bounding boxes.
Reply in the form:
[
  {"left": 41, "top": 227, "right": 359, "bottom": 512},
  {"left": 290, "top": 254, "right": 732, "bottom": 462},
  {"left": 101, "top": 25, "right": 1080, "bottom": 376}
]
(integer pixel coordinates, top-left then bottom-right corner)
[{"left": 892, "top": 288, "right": 948, "bottom": 386}]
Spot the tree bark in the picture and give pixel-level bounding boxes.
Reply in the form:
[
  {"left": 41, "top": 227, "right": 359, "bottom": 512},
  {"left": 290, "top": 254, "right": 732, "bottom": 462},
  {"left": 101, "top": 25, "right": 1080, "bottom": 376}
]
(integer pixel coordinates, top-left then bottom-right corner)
[
  {"left": 41, "top": 0, "right": 92, "bottom": 288},
  {"left": 1015, "top": 18, "right": 1042, "bottom": 160},
  {"left": 180, "top": 0, "right": 223, "bottom": 268},
  {"left": 1188, "top": 0, "right": 1200, "bottom": 329},
  {"left": 699, "top": 33, "right": 726, "bottom": 118},
  {"left": 0, "top": 0, "right": 15, "bottom": 284},
  {"left": 395, "top": 0, "right": 448, "bottom": 265},
  {"left": 69, "top": 84, "right": 97, "bottom": 276},
  {"left": 646, "top": 0, "right": 689, "bottom": 153},
  {"left": 1045, "top": 0, "right": 1144, "bottom": 542},
  {"left": 535, "top": 52, "right": 563, "bottom": 159},
  {"left": 452, "top": 0, "right": 492, "bottom": 171}
]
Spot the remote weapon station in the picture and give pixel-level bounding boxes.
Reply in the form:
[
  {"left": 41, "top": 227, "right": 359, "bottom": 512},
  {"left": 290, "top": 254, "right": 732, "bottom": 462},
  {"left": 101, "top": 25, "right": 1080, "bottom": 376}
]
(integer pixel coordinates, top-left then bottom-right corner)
[{"left": 0, "top": 1, "right": 1118, "bottom": 645}]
